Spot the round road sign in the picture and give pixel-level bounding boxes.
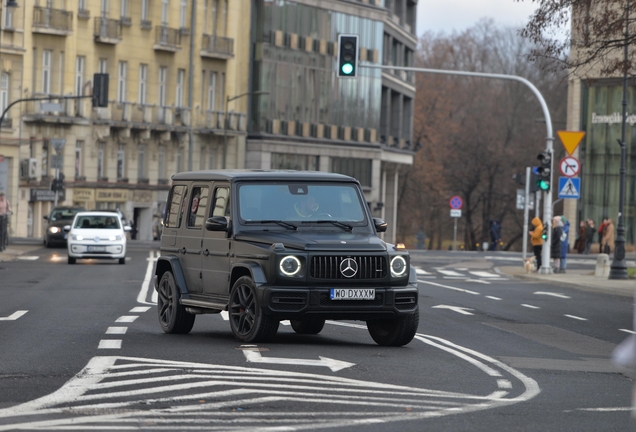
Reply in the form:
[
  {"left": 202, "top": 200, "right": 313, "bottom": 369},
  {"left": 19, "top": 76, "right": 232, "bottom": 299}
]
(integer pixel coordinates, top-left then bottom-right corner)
[
  {"left": 449, "top": 196, "right": 463, "bottom": 209},
  {"left": 559, "top": 156, "right": 580, "bottom": 177}
]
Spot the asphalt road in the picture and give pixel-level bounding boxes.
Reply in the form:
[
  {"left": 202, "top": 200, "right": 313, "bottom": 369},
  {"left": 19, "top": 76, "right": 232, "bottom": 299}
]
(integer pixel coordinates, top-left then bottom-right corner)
[{"left": 0, "top": 245, "right": 634, "bottom": 431}]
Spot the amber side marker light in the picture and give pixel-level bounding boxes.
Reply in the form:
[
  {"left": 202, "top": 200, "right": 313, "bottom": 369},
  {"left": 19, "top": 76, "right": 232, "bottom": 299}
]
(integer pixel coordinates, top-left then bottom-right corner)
[{"left": 396, "top": 243, "right": 406, "bottom": 250}]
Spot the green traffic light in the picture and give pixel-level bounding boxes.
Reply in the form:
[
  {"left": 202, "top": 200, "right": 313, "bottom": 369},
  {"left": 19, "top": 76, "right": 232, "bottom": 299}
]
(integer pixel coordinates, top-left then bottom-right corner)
[
  {"left": 341, "top": 63, "right": 354, "bottom": 75},
  {"left": 538, "top": 180, "right": 550, "bottom": 191}
]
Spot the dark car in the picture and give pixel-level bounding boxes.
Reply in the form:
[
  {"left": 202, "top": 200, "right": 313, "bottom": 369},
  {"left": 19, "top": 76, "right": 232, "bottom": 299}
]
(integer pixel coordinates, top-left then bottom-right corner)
[
  {"left": 154, "top": 170, "right": 419, "bottom": 346},
  {"left": 43, "top": 206, "right": 86, "bottom": 247}
]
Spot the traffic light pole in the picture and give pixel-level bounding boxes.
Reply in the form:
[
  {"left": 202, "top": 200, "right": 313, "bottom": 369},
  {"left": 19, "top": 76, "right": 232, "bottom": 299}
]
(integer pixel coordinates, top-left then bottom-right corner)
[
  {"left": 361, "top": 64, "right": 555, "bottom": 272},
  {"left": 522, "top": 167, "right": 531, "bottom": 262}
]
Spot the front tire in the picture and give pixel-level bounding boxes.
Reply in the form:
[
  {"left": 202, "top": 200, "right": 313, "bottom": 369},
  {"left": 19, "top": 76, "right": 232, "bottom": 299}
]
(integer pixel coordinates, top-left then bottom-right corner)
[
  {"left": 366, "top": 308, "right": 419, "bottom": 347},
  {"left": 118, "top": 257, "right": 126, "bottom": 265},
  {"left": 157, "top": 271, "right": 195, "bottom": 334},
  {"left": 67, "top": 256, "right": 76, "bottom": 264},
  {"left": 291, "top": 319, "right": 326, "bottom": 335},
  {"left": 229, "top": 276, "right": 279, "bottom": 342}
]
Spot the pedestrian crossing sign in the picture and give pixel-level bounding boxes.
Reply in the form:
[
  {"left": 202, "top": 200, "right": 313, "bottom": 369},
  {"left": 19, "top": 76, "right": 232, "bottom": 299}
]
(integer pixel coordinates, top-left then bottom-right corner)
[{"left": 558, "top": 177, "right": 580, "bottom": 199}]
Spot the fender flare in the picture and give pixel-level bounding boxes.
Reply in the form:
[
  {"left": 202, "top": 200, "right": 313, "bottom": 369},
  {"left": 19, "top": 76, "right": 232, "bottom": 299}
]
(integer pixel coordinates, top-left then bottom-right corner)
[
  {"left": 154, "top": 256, "right": 190, "bottom": 298},
  {"left": 231, "top": 261, "right": 267, "bottom": 287}
]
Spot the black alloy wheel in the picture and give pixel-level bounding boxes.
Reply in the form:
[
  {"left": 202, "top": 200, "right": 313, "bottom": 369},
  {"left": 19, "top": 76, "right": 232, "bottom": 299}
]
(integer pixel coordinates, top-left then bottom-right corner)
[
  {"left": 366, "top": 308, "right": 419, "bottom": 347},
  {"left": 290, "top": 319, "right": 326, "bottom": 335},
  {"left": 229, "top": 276, "right": 279, "bottom": 342},
  {"left": 157, "top": 271, "right": 195, "bottom": 334}
]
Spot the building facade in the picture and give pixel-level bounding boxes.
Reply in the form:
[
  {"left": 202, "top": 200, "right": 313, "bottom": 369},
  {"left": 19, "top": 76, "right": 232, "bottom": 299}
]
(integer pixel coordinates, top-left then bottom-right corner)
[
  {"left": 0, "top": 0, "right": 250, "bottom": 241},
  {"left": 246, "top": 0, "right": 417, "bottom": 244}
]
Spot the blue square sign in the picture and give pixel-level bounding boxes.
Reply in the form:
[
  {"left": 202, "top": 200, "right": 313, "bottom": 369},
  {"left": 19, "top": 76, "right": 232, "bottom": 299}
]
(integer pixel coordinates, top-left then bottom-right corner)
[{"left": 558, "top": 177, "right": 580, "bottom": 199}]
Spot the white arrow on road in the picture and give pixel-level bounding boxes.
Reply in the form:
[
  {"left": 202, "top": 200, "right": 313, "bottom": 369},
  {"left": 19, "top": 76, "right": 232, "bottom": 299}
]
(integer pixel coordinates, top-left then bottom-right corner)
[
  {"left": 0, "top": 310, "right": 28, "bottom": 321},
  {"left": 534, "top": 291, "right": 571, "bottom": 299},
  {"left": 241, "top": 346, "right": 355, "bottom": 372},
  {"left": 432, "top": 305, "right": 474, "bottom": 315}
]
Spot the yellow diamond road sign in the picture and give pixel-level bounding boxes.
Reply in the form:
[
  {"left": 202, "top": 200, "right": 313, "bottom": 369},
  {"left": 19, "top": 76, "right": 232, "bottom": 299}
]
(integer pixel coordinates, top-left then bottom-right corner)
[{"left": 557, "top": 130, "right": 586, "bottom": 156}]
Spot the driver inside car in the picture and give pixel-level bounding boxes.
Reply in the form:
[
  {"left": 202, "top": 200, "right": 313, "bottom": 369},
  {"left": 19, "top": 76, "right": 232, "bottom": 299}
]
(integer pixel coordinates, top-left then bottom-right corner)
[{"left": 294, "top": 195, "right": 320, "bottom": 218}]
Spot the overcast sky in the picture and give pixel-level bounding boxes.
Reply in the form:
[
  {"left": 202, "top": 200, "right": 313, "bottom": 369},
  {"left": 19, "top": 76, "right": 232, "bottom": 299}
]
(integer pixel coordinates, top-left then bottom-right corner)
[{"left": 416, "top": 0, "right": 539, "bottom": 35}]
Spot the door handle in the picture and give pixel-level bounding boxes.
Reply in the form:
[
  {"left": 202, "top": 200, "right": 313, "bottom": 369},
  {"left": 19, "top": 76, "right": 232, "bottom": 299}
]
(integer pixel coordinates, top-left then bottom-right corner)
[
  {"left": 203, "top": 249, "right": 210, "bottom": 256},
  {"left": 180, "top": 247, "right": 186, "bottom": 254}
]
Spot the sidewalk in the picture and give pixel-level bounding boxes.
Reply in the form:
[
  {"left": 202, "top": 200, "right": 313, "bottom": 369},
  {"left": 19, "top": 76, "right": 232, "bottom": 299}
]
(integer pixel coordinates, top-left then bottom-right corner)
[
  {"left": 498, "top": 265, "right": 635, "bottom": 298},
  {"left": 0, "top": 243, "right": 43, "bottom": 262}
]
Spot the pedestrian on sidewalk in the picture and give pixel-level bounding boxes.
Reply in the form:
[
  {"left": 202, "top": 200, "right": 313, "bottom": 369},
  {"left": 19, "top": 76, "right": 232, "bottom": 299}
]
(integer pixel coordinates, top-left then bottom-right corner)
[
  {"left": 559, "top": 216, "right": 570, "bottom": 273},
  {"left": 551, "top": 215, "right": 563, "bottom": 271},
  {"left": 584, "top": 219, "right": 595, "bottom": 254},
  {"left": 597, "top": 216, "right": 607, "bottom": 253},
  {"left": 574, "top": 220, "right": 586, "bottom": 254},
  {"left": 601, "top": 217, "right": 615, "bottom": 255},
  {"left": 529, "top": 216, "right": 544, "bottom": 271},
  {"left": 0, "top": 191, "right": 11, "bottom": 252}
]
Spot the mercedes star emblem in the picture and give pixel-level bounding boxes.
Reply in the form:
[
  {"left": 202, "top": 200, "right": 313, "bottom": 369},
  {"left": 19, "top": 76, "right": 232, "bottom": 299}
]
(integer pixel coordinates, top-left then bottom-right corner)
[{"left": 339, "top": 258, "right": 358, "bottom": 278}]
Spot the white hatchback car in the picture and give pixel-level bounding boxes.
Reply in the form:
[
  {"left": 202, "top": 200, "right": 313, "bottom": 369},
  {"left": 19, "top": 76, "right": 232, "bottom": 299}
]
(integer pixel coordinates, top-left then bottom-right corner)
[{"left": 65, "top": 211, "right": 130, "bottom": 264}]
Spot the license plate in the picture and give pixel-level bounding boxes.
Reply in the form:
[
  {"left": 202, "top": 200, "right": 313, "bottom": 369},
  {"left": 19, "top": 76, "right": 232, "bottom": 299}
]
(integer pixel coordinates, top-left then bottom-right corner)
[
  {"left": 88, "top": 246, "right": 106, "bottom": 252},
  {"left": 330, "top": 288, "right": 375, "bottom": 300}
]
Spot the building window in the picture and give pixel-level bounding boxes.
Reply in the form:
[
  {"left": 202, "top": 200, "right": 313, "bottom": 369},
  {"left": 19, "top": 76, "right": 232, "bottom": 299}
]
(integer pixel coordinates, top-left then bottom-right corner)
[
  {"left": 0, "top": 73, "right": 9, "bottom": 121},
  {"left": 208, "top": 72, "right": 216, "bottom": 110},
  {"left": 120, "top": 0, "right": 129, "bottom": 18},
  {"left": 176, "top": 69, "right": 185, "bottom": 107},
  {"left": 141, "top": 0, "right": 149, "bottom": 20},
  {"left": 271, "top": 153, "right": 319, "bottom": 171},
  {"left": 42, "top": 50, "right": 52, "bottom": 94},
  {"left": 42, "top": 140, "right": 49, "bottom": 178},
  {"left": 117, "top": 144, "right": 126, "bottom": 180},
  {"left": 138, "top": 145, "right": 146, "bottom": 179},
  {"left": 211, "top": 0, "right": 217, "bottom": 34},
  {"left": 176, "top": 147, "right": 183, "bottom": 173},
  {"left": 58, "top": 52, "right": 65, "bottom": 95},
  {"left": 199, "top": 147, "right": 206, "bottom": 170},
  {"left": 208, "top": 146, "right": 215, "bottom": 169},
  {"left": 179, "top": 0, "right": 187, "bottom": 28},
  {"left": 331, "top": 157, "right": 372, "bottom": 187},
  {"left": 4, "top": 0, "right": 13, "bottom": 28},
  {"left": 158, "top": 66, "right": 167, "bottom": 107},
  {"left": 97, "top": 142, "right": 105, "bottom": 179},
  {"left": 98, "top": 58, "right": 108, "bottom": 74},
  {"left": 117, "top": 61, "right": 127, "bottom": 102},
  {"left": 161, "top": 0, "right": 169, "bottom": 25},
  {"left": 75, "top": 141, "right": 83, "bottom": 179},
  {"left": 101, "top": 0, "right": 109, "bottom": 17},
  {"left": 222, "top": 0, "right": 228, "bottom": 36},
  {"left": 138, "top": 64, "right": 147, "bottom": 104},
  {"left": 75, "top": 56, "right": 85, "bottom": 96},
  {"left": 79, "top": 0, "right": 87, "bottom": 11},
  {"left": 158, "top": 146, "right": 166, "bottom": 180}
]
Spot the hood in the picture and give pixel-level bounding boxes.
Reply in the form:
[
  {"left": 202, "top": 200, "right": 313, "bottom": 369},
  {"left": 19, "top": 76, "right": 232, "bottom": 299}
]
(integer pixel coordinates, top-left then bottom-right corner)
[
  {"left": 531, "top": 217, "right": 543, "bottom": 228},
  {"left": 235, "top": 230, "right": 387, "bottom": 252},
  {"left": 47, "top": 219, "right": 75, "bottom": 228}
]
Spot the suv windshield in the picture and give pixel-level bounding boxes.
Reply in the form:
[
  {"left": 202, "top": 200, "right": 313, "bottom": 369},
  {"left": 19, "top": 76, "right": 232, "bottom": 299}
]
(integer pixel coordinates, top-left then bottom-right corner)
[
  {"left": 238, "top": 183, "right": 366, "bottom": 225},
  {"left": 50, "top": 209, "right": 81, "bottom": 221},
  {"left": 74, "top": 215, "right": 121, "bottom": 229}
]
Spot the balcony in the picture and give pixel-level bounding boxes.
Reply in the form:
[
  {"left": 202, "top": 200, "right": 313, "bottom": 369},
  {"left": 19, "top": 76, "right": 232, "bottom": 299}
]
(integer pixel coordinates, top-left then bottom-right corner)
[
  {"left": 94, "top": 17, "right": 122, "bottom": 44},
  {"left": 200, "top": 34, "right": 234, "bottom": 59},
  {"left": 78, "top": 9, "right": 90, "bottom": 20},
  {"left": 154, "top": 26, "right": 181, "bottom": 52},
  {"left": 32, "top": 7, "right": 73, "bottom": 35}
]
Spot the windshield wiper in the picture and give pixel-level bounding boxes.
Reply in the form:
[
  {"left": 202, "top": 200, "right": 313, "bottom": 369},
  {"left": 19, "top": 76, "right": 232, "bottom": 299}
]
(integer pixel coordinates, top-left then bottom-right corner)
[
  {"left": 303, "top": 220, "right": 353, "bottom": 231},
  {"left": 249, "top": 220, "right": 297, "bottom": 230}
]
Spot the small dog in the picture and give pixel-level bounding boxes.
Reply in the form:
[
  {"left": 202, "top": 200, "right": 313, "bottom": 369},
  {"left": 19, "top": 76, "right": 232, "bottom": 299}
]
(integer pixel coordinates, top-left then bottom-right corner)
[{"left": 524, "top": 257, "right": 536, "bottom": 273}]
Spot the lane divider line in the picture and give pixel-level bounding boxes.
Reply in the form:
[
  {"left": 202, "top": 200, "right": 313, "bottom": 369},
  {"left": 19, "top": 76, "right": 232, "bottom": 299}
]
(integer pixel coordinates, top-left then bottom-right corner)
[
  {"left": 564, "top": 314, "right": 588, "bottom": 321},
  {"left": 98, "top": 340, "right": 122, "bottom": 349},
  {"left": 105, "top": 327, "right": 128, "bottom": 335}
]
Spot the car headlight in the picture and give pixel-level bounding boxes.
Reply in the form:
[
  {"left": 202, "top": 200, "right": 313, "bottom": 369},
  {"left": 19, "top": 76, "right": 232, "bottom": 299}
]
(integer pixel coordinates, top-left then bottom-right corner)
[
  {"left": 49, "top": 227, "right": 60, "bottom": 234},
  {"left": 279, "top": 255, "right": 302, "bottom": 276},
  {"left": 72, "top": 235, "right": 84, "bottom": 241},
  {"left": 110, "top": 235, "right": 123, "bottom": 241},
  {"left": 390, "top": 256, "right": 407, "bottom": 278}
]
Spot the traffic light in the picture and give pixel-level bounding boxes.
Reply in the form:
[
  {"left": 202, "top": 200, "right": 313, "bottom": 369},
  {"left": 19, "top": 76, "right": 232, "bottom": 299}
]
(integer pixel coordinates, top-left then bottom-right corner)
[
  {"left": 541, "top": 227, "right": 547, "bottom": 240},
  {"left": 337, "top": 34, "right": 358, "bottom": 77},
  {"left": 93, "top": 73, "right": 109, "bottom": 108},
  {"left": 536, "top": 151, "right": 551, "bottom": 192}
]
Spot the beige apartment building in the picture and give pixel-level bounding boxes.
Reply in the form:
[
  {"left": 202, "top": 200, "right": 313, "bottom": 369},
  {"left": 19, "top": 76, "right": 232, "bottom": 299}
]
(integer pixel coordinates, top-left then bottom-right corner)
[{"left": 0, "top": 0, "right": 250, "bottom": 241}]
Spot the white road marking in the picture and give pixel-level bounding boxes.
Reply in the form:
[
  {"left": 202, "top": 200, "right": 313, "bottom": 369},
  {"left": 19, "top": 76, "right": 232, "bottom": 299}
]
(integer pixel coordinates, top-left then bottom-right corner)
[
  {"left": 497, "top": 380, "right": 512, "bottom": 389},
  {"left": 130, "top": 307, "right": 151, "bottom": 313},
  {"left": 420, "top": 280, "right": 480, "bottom": 295},
  {"left": 281, "top": 320, "right": 291, "bottom": 326},
  {"left": 137, "top": 251, "right": 158, "bottom": 305},
  {"left": 106, "top": 327, "right": 128, "bottom": 335},
  {"left": 521, "top": 304, "right": 540, "bottom": 309},
  {"left": 220, "top": 311, "right": 229, "bottom": 321},
  {"left": 464, "top": 279, "right": 491, "bottom": 284},
  {"left": 469, "top": 271, "right": 500, "bottom": 278},
  {"left": 534, "top": 291, "right": 571, "bottom": 299},
  {"left": 564, "top": 314, "right": 588, "bottom": 321},
  {"left": 619, "top": 329, "right": 636, "bottom": 335},
  {"left": 432, "top": 305, "right": 474, "bottom": 315},
  {"left": 574, "top": 407, "right": 632, "bottom": 412},
  {"left": 437, "top": 270, "right": 465, "bottom": 277},
  {"left": 486, "top": 296, "right": 502, "bottom": 301},
  {"left": 0, "top": 310, "right": 28, "bottom": 321},
  {"left": 415, "top": 268, "right": 433, "bottom": 275},
  {"left": 115, "top": 316, "right": 138, "bottom": 323},
  {"left": 241, "top": 346, "right": 355, "bottom": 372},
  {"left": 98, "top": 340, "right": 122, "bottom": 349},
  {"left": 16, "top": 256, "right": 39, "bottom": 261}
]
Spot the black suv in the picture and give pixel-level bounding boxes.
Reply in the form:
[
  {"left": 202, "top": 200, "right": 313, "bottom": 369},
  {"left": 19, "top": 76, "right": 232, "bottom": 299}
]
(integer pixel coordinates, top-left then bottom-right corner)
[
  {"left": 154, "top": 170, "right": 419, "bottom": 346},
  {"left": 43, "top": 206, "right": 86, "bottom": 247}
]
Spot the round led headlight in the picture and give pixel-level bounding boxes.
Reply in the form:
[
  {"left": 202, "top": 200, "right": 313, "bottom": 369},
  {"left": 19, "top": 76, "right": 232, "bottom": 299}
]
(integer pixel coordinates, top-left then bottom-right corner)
[
  {"left": 390, "top": 256, "right": 407, "bottom": 278},
  {"left": 279, "top": 255, "right": 301, "bottom": 276}
]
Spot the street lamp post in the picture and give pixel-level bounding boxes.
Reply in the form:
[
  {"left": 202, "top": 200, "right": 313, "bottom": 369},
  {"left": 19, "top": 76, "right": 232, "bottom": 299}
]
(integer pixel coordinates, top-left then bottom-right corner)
[
  {"left": 609, "top": 3, "right": 630, "bottom": 280},
  {"left": 222, "top": 91, "right": 268, "bottom": 169}
]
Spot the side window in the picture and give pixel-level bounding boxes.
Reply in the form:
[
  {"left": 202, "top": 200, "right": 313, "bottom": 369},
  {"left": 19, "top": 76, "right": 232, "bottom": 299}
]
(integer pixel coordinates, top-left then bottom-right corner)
[
  {"left": 188, "top": 186, "right": 209, "bottom": 228},
  {"left": 211, "top": 187, "right": 230, "bottom": 217},
  {"left": 165, "top": 185, "right": 187, "bottom": 228}
]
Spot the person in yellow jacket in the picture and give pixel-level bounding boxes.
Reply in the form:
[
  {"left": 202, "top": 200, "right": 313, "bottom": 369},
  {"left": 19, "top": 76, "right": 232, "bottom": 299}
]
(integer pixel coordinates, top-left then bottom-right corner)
[{"left": 529, "top": 216, "right": 544, "bottom": 271}]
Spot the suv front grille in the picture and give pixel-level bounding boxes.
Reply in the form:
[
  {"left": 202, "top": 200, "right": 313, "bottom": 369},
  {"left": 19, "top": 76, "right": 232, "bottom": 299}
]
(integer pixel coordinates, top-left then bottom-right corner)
[{"left": 310, "top": 256, "right": 387, "bottom": 280}]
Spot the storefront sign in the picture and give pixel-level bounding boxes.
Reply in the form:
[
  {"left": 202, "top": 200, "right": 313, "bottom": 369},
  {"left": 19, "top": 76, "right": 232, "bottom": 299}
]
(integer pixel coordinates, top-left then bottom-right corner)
[
  {"left": 95, "top": 189, "right": 128, "bottom": 202},
  {"left": 73, "top": 188, "right": 95, "bottom": 202},
  {"left": 30, "top": 188, "right": 65, "bottom": 202},
  {"left": 591, "top": 112, "right": 636, "bottom": 126},
  {"left": 132, "top": 189, "right": 153, "bottom": 202}
]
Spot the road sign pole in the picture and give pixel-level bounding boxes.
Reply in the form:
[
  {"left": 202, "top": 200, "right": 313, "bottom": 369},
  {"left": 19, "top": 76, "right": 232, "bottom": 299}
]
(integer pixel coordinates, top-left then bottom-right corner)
[
  {"left": 453, "top": 218, "right": 458, "bottom": 251},
  {"left": 522, "top": 166, "right": 530, "bottom": 261}
]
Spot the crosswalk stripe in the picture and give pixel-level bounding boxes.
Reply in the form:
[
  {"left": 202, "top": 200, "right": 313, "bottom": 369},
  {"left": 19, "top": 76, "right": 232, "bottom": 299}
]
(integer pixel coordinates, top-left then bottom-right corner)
[{"left": 468, "top": 271, "right": 500, "bottom": 278}]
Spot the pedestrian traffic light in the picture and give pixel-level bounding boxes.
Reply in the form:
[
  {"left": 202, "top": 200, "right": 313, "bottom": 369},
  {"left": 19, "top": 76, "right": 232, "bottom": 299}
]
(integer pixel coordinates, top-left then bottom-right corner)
[
  {"left": 541, "top": 227, "right": 547, "bottom": 240},
  {"left": 536, "top": 151, "right": 551, "bottom": 192},
  {"left": 92, "top": 73, "right": 109, "bottom": 108},
  {"left": 337, "top": 34, "right": 358, "bottom": 78},
  {"left": 529, "top": 171, "right": 540, "bottom": 193}
]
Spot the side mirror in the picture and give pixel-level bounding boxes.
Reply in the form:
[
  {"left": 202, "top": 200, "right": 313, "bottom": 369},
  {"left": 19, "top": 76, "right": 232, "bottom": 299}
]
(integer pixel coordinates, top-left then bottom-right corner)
[
  {"left": 205, "top": 216, "right": 229, "bottom": 232},
  {"left": 373, "top": 217, "right": 387, "bottom": 233},
  {"left": 63, "top": 225, "right": 71, "bottom": 233},
  {"left": 124, "top": 226, "right": 132, "bottom": 232},
  {"left": 43, "top": 215, "right": 49, "bottom": 220}
]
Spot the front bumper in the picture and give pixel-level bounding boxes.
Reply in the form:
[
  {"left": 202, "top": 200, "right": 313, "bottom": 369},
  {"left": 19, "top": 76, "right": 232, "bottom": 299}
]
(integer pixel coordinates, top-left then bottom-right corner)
[
  {"left": 68, "top": 243, "right": 126, "bottom": 259},
  {"left": 46, "top": 231, "right": 67, "bottom": 244},
  {"left": 258, "top": 285, "right": 418, "bottom": 320}
]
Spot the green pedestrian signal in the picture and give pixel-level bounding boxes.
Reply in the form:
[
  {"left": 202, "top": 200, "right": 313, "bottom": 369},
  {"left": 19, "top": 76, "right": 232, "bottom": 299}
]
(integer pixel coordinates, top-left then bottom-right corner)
[
  {"left": 537, "top": 179, "right": 550, "bottom": 191},
  {"left": 535, "top": 151, "right": 552, "bottom": 192},
  {"left": 337, "top": 34, "right": 358, "bottom": 78}
]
